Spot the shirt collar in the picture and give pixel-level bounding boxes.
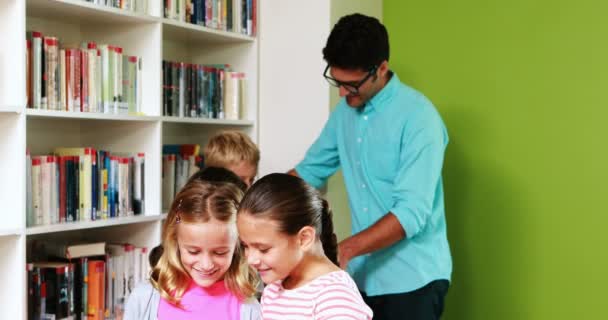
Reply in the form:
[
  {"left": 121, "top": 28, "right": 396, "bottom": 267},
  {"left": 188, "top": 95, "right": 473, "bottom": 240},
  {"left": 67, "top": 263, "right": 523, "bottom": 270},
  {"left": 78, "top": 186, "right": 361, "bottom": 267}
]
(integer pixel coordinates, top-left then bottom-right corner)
[{"left": 363, "top": 71, "right": 398, "bottom": 114}]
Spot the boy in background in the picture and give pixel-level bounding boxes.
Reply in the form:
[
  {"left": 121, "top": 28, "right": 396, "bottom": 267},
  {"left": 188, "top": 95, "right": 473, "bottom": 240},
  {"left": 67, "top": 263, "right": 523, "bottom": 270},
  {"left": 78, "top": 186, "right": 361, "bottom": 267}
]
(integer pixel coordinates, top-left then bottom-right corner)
[{"left": 203, "top": 130, "right": 260, "bottom": 188}]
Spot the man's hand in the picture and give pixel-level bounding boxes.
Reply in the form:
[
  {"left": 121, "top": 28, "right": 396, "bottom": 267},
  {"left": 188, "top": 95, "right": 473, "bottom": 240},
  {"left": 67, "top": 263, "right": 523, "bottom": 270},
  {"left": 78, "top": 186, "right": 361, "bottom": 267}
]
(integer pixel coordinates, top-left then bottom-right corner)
[
  {"left": 338, "top": 236, "right": 359, "bottom": 270},
  {"left": 337, "top": 212, "right": 406, "bottom": 270}
]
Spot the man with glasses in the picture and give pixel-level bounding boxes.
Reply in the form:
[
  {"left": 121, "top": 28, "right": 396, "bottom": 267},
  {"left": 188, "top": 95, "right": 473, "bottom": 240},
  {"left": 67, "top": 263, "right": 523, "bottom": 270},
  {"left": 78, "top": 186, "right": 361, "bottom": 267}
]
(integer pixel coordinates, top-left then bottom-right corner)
[{"left": 288, "top": 13, "right": 452, "bottom": 320}]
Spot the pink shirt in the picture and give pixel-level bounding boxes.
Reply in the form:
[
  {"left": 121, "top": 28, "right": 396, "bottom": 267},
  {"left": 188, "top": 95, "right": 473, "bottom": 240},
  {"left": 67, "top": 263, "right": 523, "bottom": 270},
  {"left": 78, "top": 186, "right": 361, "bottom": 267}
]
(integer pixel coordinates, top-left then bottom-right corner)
[
  {"left": 261, "top": 270, "right": 373, "bottom": 320},
  {"left": 157, "top": 280, "right": 241, "bottom": 320}
]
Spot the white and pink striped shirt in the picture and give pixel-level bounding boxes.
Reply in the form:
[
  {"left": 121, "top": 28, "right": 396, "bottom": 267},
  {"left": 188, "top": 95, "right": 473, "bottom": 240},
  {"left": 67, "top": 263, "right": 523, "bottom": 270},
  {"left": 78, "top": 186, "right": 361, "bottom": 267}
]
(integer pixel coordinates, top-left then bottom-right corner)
[{"left": 261, "top": 270, "right": 373, "bottom": 320}]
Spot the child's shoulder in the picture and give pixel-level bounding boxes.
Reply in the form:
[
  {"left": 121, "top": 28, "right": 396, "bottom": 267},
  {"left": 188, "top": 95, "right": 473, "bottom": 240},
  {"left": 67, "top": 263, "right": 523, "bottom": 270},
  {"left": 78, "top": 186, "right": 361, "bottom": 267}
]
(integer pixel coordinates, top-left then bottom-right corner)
[
  {"left": 309, "top": 270, "right": 359, "bottom": 293},
  {"left": 311, "top": 271, "right": 373, "bottom": 319}
]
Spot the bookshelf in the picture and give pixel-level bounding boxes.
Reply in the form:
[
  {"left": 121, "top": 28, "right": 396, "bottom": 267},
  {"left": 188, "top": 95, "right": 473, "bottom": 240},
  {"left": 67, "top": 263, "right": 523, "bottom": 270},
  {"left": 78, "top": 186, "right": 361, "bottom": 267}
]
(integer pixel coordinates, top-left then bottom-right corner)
[{"left": 0, "top": 0, "right": 259, "bottom": 318}]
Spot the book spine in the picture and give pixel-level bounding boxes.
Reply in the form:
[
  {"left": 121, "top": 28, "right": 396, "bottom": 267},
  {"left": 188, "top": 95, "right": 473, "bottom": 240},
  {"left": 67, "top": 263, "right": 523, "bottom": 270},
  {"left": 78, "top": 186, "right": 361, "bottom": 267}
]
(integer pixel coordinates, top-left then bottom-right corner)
[
  {"left": 81, "top": 49, "right": 89, "bottom": 112},
  {"left": 92, "top": 149, "right": 98, "bottom": 220},
  {"left": 44, "top": 37, "right": 59, "bottom": 110},
  {"left": 59, "top": 156, "right": 67, "bottom": 223},
  {"left": 32, "top": 32, "right": 43, "bottom": 109},
  {"left": 88, "top": 43, "right": 98, "bottom": 113},
  {"left": 59, "top": 49, "right": 66, "bottom": 111},
  {"left": 74, "top": 49, "right": 82, "bottom": 112},
  {"left": 27, "top": 40, "right": 32, "bottom": 108},
  {"left": 100, "top": 45, "right": 110, "bottom": 113}
]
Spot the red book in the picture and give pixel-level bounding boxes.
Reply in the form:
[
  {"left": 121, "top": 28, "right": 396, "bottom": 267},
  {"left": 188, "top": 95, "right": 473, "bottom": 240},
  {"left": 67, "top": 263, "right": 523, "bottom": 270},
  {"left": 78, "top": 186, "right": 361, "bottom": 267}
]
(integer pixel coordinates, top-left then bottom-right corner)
[
  {"left": 252, "top": 0, "right": 257, "bottom": 36},
  {"left": 73, "top": 49, "right": 81, "bottom": 112},
  {"left": 65, "top": 49, "right": 73, "bottom": 111}
]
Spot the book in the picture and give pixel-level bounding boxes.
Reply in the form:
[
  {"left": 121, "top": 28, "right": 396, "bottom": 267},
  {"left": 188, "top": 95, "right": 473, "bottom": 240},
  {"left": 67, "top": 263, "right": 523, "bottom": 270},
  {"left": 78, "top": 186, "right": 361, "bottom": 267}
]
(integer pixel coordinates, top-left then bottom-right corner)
[
  {"left": 87, "top": 260, "right": 105, "bottom": 320},
  {"left": 33, "top": 262, "right": 71, "bottom": 320},
  {"left": 44, "top": 242, "right": 106, "bottom": 260}
]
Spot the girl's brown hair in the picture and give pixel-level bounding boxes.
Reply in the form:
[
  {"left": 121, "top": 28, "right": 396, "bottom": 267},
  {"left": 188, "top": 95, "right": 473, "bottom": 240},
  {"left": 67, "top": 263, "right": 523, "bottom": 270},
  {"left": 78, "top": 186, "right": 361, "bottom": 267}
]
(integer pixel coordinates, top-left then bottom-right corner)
[
  {"left": 150, "top": 179, "right": 258, "bottom": 305},
  {"left": 238, "top": 173, "right": 338, "bottom": 265}
]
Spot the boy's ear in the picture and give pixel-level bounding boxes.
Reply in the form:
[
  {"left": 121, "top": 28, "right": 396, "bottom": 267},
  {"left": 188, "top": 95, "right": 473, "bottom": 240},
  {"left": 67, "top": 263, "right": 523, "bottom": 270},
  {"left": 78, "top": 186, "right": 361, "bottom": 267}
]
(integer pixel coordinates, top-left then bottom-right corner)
[{"left": 297, "top": 226, "right": 317, "bottom": 250}]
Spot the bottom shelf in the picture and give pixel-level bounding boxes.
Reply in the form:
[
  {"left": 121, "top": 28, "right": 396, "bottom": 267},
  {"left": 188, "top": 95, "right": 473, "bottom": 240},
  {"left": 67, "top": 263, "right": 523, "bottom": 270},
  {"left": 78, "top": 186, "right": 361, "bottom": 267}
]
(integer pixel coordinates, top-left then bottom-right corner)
[{"left": 26, "top": 214, "right": 167, "bottom": 235}]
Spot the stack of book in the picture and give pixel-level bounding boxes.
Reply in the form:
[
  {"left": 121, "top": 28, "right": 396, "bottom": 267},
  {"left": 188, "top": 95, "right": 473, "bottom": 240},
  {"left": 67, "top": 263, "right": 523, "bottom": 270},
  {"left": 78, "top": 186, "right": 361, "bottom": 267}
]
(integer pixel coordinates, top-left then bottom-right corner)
[
  {"left": 162, "top": 144, "right": 203, "bottom": 209},
  {"left": 162, "top": 61, "right": 246, "bottom": 120},
  {"left": 26, "top": 32, "right": 142, "bottom": 115},
  {"left": 28, "top": 241, "right": 150, "bottom": 320},
  {"left": 164, "top": 0, "right": 257, "bottom": 36},
  {"left": 26, "top": 148, "right": 145, "bottom": 227},
  {"left": 82, "top": 0, "right": 148, "bottom": 14}
]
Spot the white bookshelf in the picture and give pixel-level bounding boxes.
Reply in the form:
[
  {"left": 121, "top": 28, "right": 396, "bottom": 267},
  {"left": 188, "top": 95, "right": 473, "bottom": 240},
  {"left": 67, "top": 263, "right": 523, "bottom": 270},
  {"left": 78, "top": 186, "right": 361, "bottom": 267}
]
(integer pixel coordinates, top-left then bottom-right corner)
[
  {"left": 26, "top": 213, "right": 167, "bottom": 235},
  {"left": 0, "top": 0, "right": 259, "bottom": 318}
]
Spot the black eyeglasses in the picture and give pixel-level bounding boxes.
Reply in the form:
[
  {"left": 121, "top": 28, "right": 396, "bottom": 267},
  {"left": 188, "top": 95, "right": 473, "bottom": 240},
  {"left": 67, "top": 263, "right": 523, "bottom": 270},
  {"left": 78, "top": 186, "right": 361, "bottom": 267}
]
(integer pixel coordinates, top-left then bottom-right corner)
[{"left": 323, "top": 65, "right": 378, "bottom": 94}]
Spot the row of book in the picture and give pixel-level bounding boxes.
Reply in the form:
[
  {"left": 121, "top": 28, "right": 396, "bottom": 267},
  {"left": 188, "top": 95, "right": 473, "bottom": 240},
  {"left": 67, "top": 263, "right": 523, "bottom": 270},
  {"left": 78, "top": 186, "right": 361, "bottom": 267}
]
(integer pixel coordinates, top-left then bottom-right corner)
[
  {"left": 26, "top": 148, "right": 145, "bottom": 227},
  {"left": 29, "top": 241, "right": 150, "bottom": 320},
  {"left": 82, "top": 0, "right": 149, "bottom": 14},
  {"left": 162, "top": 144, "right": 203, "bottom": 209},
  {"left": 164, "top": 0, "right": 257, "bottom": 36},
  {"left": 162, "top": 60, "right": 246, "bottom": 120},
  {"left": 26, "top": 31, "right": 143, "bottom": 115}
]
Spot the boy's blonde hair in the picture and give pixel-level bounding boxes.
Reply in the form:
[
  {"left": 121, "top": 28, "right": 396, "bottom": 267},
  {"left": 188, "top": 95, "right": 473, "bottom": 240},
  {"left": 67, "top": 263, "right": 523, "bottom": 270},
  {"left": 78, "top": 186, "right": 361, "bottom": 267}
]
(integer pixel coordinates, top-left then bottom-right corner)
[
  {"left": 204, "top": 131, "right": 260, "bottom": 168},
  {"left": 150, "top": 179, "right": 259, "bottom": 305}
]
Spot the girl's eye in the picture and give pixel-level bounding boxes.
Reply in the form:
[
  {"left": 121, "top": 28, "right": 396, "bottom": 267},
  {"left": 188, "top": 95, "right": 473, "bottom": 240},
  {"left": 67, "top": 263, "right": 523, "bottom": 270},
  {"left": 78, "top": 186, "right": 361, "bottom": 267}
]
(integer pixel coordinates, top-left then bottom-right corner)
[
  {"left": 187, "top": 250, "right": 200, "bottom": 255},
  {"left": 214, "top": 251, "right": 229, "bottom": 256},
  {"left": 259, "top": 248, "right": 270, "bottom": 254}
]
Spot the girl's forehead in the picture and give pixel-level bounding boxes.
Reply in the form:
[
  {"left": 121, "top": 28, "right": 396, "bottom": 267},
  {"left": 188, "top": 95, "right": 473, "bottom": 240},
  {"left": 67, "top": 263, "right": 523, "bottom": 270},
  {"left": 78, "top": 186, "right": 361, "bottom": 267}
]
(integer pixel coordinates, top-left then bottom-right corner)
[
  {"left": 237, "top": 212, "right": 278, "bottom": 229},
  {"left": 177, "top": 220, "right": 237, "bottom": 245}
]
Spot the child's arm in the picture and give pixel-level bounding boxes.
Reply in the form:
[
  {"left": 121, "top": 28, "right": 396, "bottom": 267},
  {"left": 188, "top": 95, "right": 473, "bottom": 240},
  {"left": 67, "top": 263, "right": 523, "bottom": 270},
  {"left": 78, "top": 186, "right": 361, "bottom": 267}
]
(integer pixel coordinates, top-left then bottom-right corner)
[
  {"left": 240, "top": 297, "right": 262, "bottom": 320},
  {"left": 123, "top": 282, "right": 157, "bottom": 320}
]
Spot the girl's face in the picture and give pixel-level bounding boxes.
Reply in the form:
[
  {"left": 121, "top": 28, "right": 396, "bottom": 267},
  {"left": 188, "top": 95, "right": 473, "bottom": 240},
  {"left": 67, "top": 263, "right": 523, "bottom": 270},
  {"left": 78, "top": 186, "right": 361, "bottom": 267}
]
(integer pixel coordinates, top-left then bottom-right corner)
[
  {"left": 237, "top": 213, "right": 302, "bottom": 284},
  {"left": 177, "top": 219, "right": 238, "bottom": 288}
]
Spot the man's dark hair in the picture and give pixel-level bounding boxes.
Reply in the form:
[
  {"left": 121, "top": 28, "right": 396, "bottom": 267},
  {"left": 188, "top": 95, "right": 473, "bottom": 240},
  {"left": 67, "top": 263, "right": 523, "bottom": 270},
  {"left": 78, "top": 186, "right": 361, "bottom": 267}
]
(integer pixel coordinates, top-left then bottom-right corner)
[{"left": 323, "top": 13, "right": 389, "bottom": 71}]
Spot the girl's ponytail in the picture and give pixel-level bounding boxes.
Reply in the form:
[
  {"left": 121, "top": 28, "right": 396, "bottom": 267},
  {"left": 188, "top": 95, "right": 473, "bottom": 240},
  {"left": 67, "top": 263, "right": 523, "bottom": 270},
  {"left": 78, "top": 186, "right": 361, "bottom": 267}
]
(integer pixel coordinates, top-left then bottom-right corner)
[{"left": 320, "top": 199, "right": 339, "bottom": 266}]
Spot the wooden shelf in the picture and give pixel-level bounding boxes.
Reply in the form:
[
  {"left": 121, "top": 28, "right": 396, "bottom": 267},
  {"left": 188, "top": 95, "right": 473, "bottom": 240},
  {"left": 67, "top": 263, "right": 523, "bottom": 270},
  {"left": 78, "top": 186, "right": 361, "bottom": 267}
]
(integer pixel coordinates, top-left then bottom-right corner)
[
  {"left": 162, "top": 18, "right": 255, "bottom": 44},
  {"left": 27, "top": 0, "right": 159, "bottom": 25},
  {"left": 26, "top": 213, "right": 166, "bottom": 235}
]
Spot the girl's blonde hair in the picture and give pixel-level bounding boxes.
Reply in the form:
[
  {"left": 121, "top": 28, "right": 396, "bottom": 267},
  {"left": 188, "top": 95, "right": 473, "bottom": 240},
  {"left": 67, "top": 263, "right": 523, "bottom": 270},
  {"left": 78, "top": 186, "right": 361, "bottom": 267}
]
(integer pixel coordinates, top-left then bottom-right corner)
[{"left": 150, "top": 179, "right": 259, "bottom": 305}]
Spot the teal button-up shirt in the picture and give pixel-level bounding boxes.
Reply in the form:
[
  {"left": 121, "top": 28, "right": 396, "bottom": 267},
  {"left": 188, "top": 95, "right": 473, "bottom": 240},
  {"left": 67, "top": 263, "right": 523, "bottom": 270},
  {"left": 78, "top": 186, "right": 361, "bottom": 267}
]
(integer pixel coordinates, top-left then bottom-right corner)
[{"left": 295, "top": 72, "right": 452, "bottom": 295}]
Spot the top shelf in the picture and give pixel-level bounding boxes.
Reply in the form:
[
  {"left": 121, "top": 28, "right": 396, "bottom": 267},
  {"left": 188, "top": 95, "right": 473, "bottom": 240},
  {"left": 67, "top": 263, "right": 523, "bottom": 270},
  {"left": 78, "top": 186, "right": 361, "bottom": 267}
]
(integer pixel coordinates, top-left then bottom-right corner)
[
  {"left": 27, "top": 0, "right": 159, "bottom": 25},
  {"left": 26, "top": 0, "right": 256, "bottom": 43}
]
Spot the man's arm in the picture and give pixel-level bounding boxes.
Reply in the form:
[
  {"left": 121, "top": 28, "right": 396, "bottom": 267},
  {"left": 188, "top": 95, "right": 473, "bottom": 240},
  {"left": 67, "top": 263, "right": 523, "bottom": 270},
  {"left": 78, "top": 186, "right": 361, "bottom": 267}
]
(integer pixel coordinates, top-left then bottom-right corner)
[
  {"left": 339, "top": 111, "right": 448, "bottom": 269},
  {"left": 338, "top": 212, "right": 405, "bottom": 269}
]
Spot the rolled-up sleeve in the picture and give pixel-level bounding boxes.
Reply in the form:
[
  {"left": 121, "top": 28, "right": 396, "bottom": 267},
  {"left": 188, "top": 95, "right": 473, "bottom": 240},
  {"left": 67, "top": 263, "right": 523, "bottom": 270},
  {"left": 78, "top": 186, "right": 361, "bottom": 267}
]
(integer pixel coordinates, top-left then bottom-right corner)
[
  {"left": 390, "top": 114, "right": 448, "bottom": 239},
  {"left": 295, "top": 110, "right": 341, "bottom": 189}
]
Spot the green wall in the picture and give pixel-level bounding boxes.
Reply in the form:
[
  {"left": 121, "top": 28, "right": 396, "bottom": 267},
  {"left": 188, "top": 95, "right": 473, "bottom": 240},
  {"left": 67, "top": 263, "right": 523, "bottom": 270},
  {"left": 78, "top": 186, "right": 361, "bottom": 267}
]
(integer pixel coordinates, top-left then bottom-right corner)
[
  {"left": 384, "top": 0, "right": 608, "bottom": 318},
  {"left": 328, "top": 0, "right": 383, "bottom": 241}
]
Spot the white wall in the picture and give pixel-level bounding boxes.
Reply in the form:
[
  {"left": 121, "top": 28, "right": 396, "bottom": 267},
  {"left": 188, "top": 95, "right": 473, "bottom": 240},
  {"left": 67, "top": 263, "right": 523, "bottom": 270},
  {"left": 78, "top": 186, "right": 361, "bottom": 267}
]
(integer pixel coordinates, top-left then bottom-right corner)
[{"left": 258, "top": 0, "right": 330, "bottom": 176}]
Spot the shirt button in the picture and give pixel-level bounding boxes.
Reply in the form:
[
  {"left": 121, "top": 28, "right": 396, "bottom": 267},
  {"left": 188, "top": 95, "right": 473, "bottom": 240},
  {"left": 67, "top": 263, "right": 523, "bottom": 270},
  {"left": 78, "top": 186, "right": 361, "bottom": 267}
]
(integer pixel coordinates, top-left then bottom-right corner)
[
  {"left": 363, "top": 207, "right": 368, "bottom": 212},
  {"left": 357, "top": 138, "right": 362, "bottom": 143},
  {"left": 363, "top": 115, "right": 368, "bottom": 120},
  {"left": 356, "top": 161, "right": 361, "bottom": 166},
  {"left": 362, "top": 184, "right": 366, "bottom": 189}
]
